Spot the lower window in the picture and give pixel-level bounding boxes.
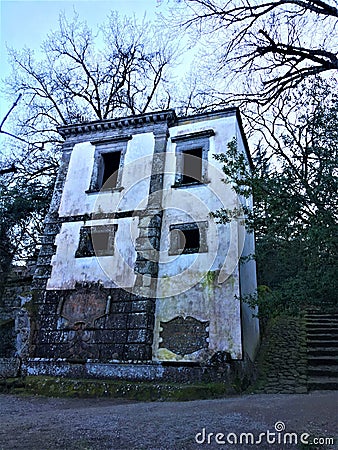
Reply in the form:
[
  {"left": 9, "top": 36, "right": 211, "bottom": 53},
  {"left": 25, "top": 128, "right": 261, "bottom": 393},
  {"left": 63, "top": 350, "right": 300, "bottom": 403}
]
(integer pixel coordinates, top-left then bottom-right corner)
[
  {"left": 169, "top": 221, "right": 208, "bottom": 255},
  {"left": 75, "top": 225, "right": 117, "bottom": 257}
]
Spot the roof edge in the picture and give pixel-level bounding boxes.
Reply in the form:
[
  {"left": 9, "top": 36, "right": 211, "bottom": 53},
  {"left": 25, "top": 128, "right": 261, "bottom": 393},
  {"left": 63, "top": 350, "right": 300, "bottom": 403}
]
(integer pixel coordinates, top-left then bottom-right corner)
[
  {"left": 57, "top": 109, "right": 177, "bottom": 138},
  {"left": 234, "top": 109, "right": 254, "bottom": 170},
  {"left": 176, "top": 107, "right": 238, "bottom": 124},
  {"left": 57, "top": 106, "right": 253, "bottom": 169}
]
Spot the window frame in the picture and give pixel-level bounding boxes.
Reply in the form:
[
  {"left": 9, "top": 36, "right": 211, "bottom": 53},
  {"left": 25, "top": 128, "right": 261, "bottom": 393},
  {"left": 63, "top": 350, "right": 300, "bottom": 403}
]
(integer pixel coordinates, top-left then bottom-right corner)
[
  {"left": 75, "top": 224, "right": 118, "bottom": 258},
  {"left": 172, "top": 130, "right": 214, "bottom": 187},
  {"left": 168, "top": 221, "right": 208, "bottom": 255},
  {"left": 87, "top": 135, "right": 131, "bottom": 193}
]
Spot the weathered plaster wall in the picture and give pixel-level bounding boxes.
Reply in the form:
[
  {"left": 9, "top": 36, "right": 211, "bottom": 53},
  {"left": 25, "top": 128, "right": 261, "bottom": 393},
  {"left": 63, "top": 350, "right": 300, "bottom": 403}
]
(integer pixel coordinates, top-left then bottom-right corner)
[
  {"left": 58, "top": 133, "right": 154, "bottom": 218},
  {"left": 48, "top": 132, "right": 155, "bottom": 291},
  {"left": 58, "top": 141, "right": 95, "bottom": 217},
  {"left": 239, "top": 197, "right": 260, "bottom": 361},
  {"left": 153, "top": 114, "right": 244, "bottom": 361},
  {"left": 47, "top": 217, "right": 139, "bottom": 290},
  {"left": 235, "top": 120, "right": 260, "bottom": 361}
]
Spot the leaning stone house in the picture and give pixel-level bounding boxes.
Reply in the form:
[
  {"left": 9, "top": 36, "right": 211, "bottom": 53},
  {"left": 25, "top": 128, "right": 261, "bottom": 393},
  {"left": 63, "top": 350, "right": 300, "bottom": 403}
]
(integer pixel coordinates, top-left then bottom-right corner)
[{"left": 21, "top": 108, "right": 259, "bottom": 381}]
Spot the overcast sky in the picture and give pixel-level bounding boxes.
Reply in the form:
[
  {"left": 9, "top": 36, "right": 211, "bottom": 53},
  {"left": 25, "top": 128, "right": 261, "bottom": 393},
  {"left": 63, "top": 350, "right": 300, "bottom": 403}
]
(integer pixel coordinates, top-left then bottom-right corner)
[{"left": 0, "top": 0, "right": 170, "bottom": 118}]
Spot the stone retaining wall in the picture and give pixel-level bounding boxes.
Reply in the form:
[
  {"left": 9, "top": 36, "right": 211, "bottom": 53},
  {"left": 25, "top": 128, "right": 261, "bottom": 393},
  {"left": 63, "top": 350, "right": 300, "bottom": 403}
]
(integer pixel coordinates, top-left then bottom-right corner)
[{"left": 253, "top": 314, "right": 308, "bottom": 394}]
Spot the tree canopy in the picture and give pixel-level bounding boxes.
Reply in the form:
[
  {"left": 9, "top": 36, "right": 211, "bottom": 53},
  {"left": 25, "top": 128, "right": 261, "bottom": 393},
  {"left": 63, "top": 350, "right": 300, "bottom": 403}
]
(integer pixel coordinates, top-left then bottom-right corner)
[
  {"left": 0, "top": 10, "right": 178, "bottom": 286},
  {"left": 2, "top": 11, "right": 177, "bottom": 149},
  {"left": 213, "top": 78, "right": 337, "bottom": 316},
  {"left": 170, "top": 0, "right": 338, "bottom": 106}
]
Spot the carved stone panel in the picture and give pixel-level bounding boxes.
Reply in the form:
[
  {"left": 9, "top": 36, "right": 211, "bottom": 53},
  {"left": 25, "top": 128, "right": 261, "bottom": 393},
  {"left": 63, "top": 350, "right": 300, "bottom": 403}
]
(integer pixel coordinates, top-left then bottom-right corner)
[
  {"left": 63, "top": 328, "right": 95, "bottom": 360},
  {"left": 159, "top": 316, "right": 209, "bottom": 356},
  {"left": 59, "top": 284, "right": 108, "bottom": 329}
]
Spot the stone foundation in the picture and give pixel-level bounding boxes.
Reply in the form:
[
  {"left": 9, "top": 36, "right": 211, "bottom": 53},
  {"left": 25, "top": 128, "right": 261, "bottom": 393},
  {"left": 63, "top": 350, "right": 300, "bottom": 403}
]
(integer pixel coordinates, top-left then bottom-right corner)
[
  {"left": 31, "top": 286, "right": 156, "bottom": 362},
  {"left": 0, "top": 357, "right": 21, "bottom": 378},
  {"left": 22, "top": 355, "right": 254, "bottom": 385}
]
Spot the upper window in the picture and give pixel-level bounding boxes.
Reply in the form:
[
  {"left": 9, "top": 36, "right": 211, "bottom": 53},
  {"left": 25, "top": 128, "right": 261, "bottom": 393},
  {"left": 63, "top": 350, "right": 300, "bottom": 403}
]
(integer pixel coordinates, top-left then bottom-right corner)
[
  {"left": 75, "top": 224, "right": 117, "bottom": 258},
  {"left": 169, "top": 221, "right": 208, "bottom": 255},
  {"left": 172, "top": 130, "right": 214, "bottom": 187},
  {"left": 87, "top": 135, "right": 131, "bottom": 193},
  {"left": 101, "top": 151, "right": 121, "bottom": 189},
  {"left": 181, "top": 148, "right": 203, "bottom": 184}
]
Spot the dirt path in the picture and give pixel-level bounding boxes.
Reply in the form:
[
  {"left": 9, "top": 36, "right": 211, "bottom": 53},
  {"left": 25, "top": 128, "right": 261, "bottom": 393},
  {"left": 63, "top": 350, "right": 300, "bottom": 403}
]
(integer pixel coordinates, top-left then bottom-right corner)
[{"left": 0, "top": 391, "right": 337, "bottom": 449}]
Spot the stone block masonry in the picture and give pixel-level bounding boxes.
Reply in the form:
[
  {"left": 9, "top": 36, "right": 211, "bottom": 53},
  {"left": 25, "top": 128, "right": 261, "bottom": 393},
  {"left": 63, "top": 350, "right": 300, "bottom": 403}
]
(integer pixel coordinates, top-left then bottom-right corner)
[
  {"left": 31, "top": 287, "right": 155, "bottom": 362},
  {"left": 252, "top": 315, "right": 308, "bottom": 394}
]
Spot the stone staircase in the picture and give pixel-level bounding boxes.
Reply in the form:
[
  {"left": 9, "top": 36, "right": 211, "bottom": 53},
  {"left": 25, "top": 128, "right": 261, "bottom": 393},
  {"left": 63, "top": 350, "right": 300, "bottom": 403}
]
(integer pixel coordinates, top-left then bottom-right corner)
[{"left": 305, "top": 312, "right": 338, "bottom": 390}]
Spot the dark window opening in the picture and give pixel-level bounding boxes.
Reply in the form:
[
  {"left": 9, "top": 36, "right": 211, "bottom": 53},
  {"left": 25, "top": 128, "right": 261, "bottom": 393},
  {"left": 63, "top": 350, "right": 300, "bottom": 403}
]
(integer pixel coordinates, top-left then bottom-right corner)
[
  {"left": 180, "top": 227, "right": 200, "bottom": 252},
  {"left": 75, "top": 225, "right": 117, "bottom": 258},
  {"left": 172, "top": 130, "right": 213, "bottom": 188},
  {"left": 182, "top": 148, "right": 202, "bottom": 184},
  {"left": 169, "top": 221, "right": 208, "bottom": 255},
  {"left": 91, "top": 231, "right": 109, "bottom": 254},
  {"left": 101, "top": 151, "right": 121, "bottom": 189}
]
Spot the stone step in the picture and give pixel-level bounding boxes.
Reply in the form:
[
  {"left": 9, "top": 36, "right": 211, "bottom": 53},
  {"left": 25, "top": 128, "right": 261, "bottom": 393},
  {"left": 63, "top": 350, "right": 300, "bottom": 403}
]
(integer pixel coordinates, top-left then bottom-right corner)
[
  {"left": 306, "top": 320, "right": 338, "bottom": 326},
  {"left": 307, "top": 333, "right": 338, "bottom": 340},
  {"left": 305, "top": 313, "right": 338, "bottom": 317},
  {"left": 305, "top": 311, "right": 338, "bottom": 315},
  {"left": 306, "top": 325, "right": 338, "bottom": 334},
  {"left": 308, "top": 348, "right": 338, "bottom": 357},
  {"left": 306, "top": 326, "right": 338, "bottom": 334},
  {"left": 307, "top": 340, "right": 338, "bottom": 348},
  {"left": 308, "top": 366, "right": 338, "bottom": 377},
  {"left": 305, "top": 314, "right": 338, "bottom": 318},
  {"left": 304, "top": 313, "right": 338, "bottom": 319},
  {"left": 308, "top": 356, "right": 338, "bottom": 366},
  {"left": 308, "top": 377, "right": 338, "bottom": 390},
  {"left": 305, "top": 312, "right": 338, "bottom": 316},
  {"left": 306, "top": 321, "right": 338, "bottom": 328}
]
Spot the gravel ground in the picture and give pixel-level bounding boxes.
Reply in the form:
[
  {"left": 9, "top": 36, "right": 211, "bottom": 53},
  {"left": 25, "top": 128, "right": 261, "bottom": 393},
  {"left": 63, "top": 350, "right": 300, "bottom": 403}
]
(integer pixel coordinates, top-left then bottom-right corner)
[{"left": 0, "top": 391, "right": 337, "bottom": 450}]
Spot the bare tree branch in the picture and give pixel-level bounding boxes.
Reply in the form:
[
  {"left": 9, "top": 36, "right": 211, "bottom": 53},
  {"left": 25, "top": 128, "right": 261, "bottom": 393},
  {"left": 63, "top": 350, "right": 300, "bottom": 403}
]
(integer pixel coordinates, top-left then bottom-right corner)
[
  {"left": 174, "top": 0, "right": 338, "bottom": 105},
  {"left": 0, "top": 94, "right": 22, "bottom": 131}
]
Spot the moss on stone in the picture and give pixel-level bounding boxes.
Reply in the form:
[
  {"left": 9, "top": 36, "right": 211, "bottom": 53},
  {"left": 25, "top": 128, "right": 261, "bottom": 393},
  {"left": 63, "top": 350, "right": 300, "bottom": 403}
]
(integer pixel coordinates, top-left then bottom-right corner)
[
  {"left": 22, "top": 299, "right": 38, "bottom": 317},
  {"left": 0, "top": 376, "right": 238, "bottom": 401},
  {"left": 201, "top": 271, "right": 217, "bottom": 289}
]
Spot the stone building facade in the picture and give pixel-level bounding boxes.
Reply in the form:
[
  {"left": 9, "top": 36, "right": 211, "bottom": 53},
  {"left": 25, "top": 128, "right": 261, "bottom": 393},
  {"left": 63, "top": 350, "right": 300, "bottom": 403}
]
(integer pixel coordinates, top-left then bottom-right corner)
[{"left": 23, "top": 108, "right": 259, "bottom": 381}]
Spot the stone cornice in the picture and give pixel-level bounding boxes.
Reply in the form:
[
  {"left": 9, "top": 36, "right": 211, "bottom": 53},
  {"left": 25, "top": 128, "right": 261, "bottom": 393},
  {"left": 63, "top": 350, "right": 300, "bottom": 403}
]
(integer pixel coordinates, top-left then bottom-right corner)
[
  {"left": 58, "top": 109, "right": 177, "bottom": 139},
  {"left": 171, "top": 129, "right": 215, "bottom": 142}
]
